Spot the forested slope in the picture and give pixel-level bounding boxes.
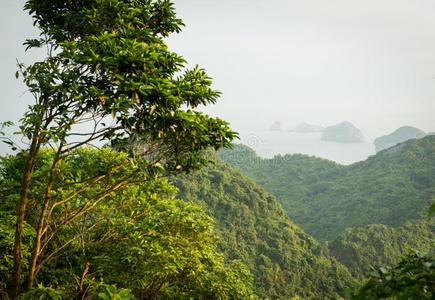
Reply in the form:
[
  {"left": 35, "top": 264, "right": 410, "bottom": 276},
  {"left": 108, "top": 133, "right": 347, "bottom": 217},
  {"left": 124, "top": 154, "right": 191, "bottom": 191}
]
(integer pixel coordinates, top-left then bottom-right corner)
[
  {"left": 329, "top": 220, "right": 434, "bottom": 278},
  {"left": 219, "top": 136, "right": 435, "bottom": 279},
  {"left": 219, "top": 136, "right": 435, "bottom": 242},
  {"left": 0, "top": 149, "right": 256, "bottom": 299},
  {"left": 171, "top": 157, "right": 355, "bottom": 299}
]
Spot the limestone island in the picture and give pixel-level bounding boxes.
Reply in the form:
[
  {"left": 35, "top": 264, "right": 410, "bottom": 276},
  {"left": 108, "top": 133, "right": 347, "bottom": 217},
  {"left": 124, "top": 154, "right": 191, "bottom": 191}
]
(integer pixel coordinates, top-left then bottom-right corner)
[
  {"left": 269, "top": 121, "right": 283, "bottom": 131},
  {"left": 374, "top": 126, "right": 426, "bottom": 153},
  {"left": 321, "top": 121, "right": 364, "bottom": 143}
]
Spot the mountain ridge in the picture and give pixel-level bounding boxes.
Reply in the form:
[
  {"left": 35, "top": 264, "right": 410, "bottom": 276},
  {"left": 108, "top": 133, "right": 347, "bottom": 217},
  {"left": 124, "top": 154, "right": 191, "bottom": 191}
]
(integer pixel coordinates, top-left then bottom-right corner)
[
  {"left": 171, "top": 156, "right": 356, "bottom": 299},
  {"left": 218, "top": 135, "right": 435, "bottom": 279},
  {"left": 374, "top": 126, "right": 427, "bottom": 152}
]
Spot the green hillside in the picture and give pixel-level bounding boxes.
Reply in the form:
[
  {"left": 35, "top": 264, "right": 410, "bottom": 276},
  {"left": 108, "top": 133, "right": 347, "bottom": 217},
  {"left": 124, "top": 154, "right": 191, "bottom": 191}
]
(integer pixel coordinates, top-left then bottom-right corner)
[
  {"left": 219, "top": 136, "right": 435, "bottom": 242},
  {"left": 329, "top": 220, "right": 434, "bottom": 278},
  {"left": 171, "top": 156, "right": 355, "bottom": 299},
  {"left": 219, "top": 136, "right": 435, "bottom": 280}
]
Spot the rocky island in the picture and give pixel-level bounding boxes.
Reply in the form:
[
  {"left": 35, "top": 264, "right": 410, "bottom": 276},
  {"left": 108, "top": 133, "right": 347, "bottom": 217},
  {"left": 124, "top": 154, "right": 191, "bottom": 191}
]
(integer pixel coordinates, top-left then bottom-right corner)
[
  {"left": 269, "top": 121, "right": 283, "bottom": 131},
  {"left": 321, "top": 121, "right": 364, "bottom": 143},
  {"left": 374, "top": 126, "right": 426, "bottom": 152}
]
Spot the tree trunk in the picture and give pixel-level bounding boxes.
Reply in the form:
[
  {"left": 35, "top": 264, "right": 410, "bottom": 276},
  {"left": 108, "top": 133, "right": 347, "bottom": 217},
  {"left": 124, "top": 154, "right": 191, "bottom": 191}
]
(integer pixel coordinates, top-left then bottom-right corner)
[
  {"left": 26, "top": 144, "right": 63, "bottom": 291},
  {"left": 10, "top": 136, "right": 41, "bottom": 299}
]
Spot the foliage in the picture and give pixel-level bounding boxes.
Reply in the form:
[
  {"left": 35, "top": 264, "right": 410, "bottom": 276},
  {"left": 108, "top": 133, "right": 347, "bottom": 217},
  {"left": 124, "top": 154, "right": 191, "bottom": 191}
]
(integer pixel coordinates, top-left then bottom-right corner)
[
  {"left": 0, "top": 148, "right": 254, "bottom": 299},
  {"left": 429, "top": 200, "right": 435, "bottom": 219},
  {"left": 20, "top": 284, "right": 64, "bottom": 300},
  {"left": 171, "top": 154, "right": 356, "bottom": 299},
  {"left": 95, "top": 285, "right": 136, "bottom": 300},
  {"left": 219, "top": 136, "right": 435, "bottom": 242},
  {"left": 219, "top": 137, "right": 435, "bottom": 283},
  {"left": 351, "top": 247, "right": 435, "bottom": 299},
  {"left": 9, "top": 0, "right": 237, "bottom": 296},
  {"left": 20, "top": 0, "right": 236, "bottom": 163},
  {"left": 0, "top": 215, "right": 35, "bottom": 292},
  {"left": 328, "top": 221, "right": 434, "bottom": 279}
]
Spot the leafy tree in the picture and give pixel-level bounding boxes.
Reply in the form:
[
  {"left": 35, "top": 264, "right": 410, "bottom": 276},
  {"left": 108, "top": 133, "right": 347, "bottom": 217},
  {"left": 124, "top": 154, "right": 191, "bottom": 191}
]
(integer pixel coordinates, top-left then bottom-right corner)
[
  {"left": 0, "top": 148, "right": 254, "bottom": 299},
  {"left": 171, "top": 153, "right": 356, "bottom": 299},
  {"left": 20, "top": 284, "right": 64, "bottom": 300},
  {"left": 350, "top": 247, "right": 435, "bottom": 299},
  {"left": 350, "top": 203, "right": 435, "bottom": 299},
  {"left": 328, "top": 221, "right": 434, "bottom": 279},
  {"left": 9, "top": 0, "right": 236, "bottom": 297},
  {"left": 0, "top": 214, "right": 34, "bottom": 298},
  {"left": 95, "top": 285, "right": 136, "bottom": 300}
]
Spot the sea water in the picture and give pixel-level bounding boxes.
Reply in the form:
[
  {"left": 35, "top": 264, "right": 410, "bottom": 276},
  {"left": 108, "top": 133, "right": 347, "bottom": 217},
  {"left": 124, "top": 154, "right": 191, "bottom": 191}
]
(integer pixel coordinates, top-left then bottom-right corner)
[{"left": 238, "top": 130, "right": 376, "bottom": 165}]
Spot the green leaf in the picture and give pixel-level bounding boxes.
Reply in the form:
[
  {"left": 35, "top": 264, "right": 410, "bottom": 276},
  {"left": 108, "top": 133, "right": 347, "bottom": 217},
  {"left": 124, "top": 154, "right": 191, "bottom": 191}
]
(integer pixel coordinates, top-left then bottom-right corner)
[{"left": 428, "top": 201, "right": 435, "bottom": 219}]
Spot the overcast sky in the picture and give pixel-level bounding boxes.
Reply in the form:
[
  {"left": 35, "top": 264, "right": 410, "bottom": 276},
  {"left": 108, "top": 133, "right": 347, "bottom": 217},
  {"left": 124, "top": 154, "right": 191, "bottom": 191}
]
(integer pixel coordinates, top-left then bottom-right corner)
[{"left": 1, "top": 0, "right": 435, "bottom": 145}]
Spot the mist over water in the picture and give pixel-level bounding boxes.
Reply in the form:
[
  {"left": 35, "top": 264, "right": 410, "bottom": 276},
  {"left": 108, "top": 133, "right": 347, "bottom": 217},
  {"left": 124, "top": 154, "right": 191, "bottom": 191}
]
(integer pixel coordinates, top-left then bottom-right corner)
[
  {"left": 228, "top": 116, "right": 435, "bottom": 165},
  {"left": 238, "top": 130, "right": 376, "bottom": 165}
]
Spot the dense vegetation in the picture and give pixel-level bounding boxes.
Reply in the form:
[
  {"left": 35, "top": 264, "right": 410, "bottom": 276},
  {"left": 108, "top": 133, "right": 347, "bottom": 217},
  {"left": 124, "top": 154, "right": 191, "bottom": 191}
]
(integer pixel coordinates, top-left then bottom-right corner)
[
  {"left": 351, "top": 246, "right": 435, "bottom": 299},
  {"left": 0, "top": 148, "right": 254, "bottom": 299},
  {"left": 219, "top": 136, "right": 435, "bottom": 242},
  {"left": 329, "top": 220, "right": 434, "bottom": 278},
  {"left": 171, "top": 155, "right": 356, "bottom": 299},
  {"left": 3, "top": 0, "right": 433, "bottom": 298},
  {"left": 219, "top": 136, "right": 435, "bottom": 282},
  {"left": 4, "top": 0, "right": 237, "bottom": 298}
]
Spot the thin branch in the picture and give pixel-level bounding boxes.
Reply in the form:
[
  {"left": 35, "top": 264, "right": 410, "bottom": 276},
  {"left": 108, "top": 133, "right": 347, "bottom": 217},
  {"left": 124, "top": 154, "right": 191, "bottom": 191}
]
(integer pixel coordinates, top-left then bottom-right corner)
[
  {"left": 45, "top": 173, "right": 108, "bottom": 227},
  {"left": 35, "top": 235, "right": 80, "bottom": 275},
  {"left": 40, "top": 172, "right": 138, "bottom": 253},
  {"left": 60, "top": 125, "right": 122, "bottom": 154}
]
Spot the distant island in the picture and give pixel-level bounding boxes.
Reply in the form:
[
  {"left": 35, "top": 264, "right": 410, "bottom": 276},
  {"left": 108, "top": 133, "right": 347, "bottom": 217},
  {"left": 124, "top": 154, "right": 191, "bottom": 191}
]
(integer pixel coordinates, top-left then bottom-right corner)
[
  {"left": 321, "top": 121, "right": 364, "bottom": 143},
  {"left": 269, "top": 121, "right": 283, "bottom": 131},
  {"left": 289, "top": 122, "right": 324, "bottom": 133},
  {"left": 374, "top": 126, "right": 426, "bottom": 152}
]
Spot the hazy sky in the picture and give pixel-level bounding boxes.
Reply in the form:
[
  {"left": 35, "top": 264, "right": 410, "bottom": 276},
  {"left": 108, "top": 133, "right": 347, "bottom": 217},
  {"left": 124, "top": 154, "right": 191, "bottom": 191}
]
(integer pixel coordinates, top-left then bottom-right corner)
[
  {"left": 168, "top": 0, "right": 435, "bottom": 139},
  {"left": 1, "top": 0, "right": 435, "bottom": 146}
]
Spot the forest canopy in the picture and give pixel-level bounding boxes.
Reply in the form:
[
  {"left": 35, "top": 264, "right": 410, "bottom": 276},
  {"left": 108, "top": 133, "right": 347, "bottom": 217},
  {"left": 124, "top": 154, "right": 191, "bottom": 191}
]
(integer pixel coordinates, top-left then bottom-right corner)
[
  {"left": 0, "top": 148, "right": 254, "bottom": 299},
  {"left": 3, "top": 0, "right": 237, "bottom": 298},
  {"left": 2, "top": 0, "right": 434, "bottom": 299}
]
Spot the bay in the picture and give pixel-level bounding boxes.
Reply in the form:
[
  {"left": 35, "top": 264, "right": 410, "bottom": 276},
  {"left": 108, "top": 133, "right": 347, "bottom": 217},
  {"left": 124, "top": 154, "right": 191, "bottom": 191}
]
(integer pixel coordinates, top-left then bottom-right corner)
[{"left": 238, "top": 130, "right": 375, "bottom": 165}]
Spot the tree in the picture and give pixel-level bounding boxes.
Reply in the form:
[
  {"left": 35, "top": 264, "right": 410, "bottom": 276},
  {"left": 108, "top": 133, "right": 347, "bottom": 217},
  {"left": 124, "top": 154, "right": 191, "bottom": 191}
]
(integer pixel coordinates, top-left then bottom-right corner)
[
  {"left": 350, "top": 247, "right": 435, "bottom": 299},
  {"left": 351, "top": 204, "right": 435, "bottom": 299},
  {"left": 0, "top": 148, "right": 254, "bottom": 299},
  {"left": 9, "top": 0, "right": 236, "bottom": 298}
]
